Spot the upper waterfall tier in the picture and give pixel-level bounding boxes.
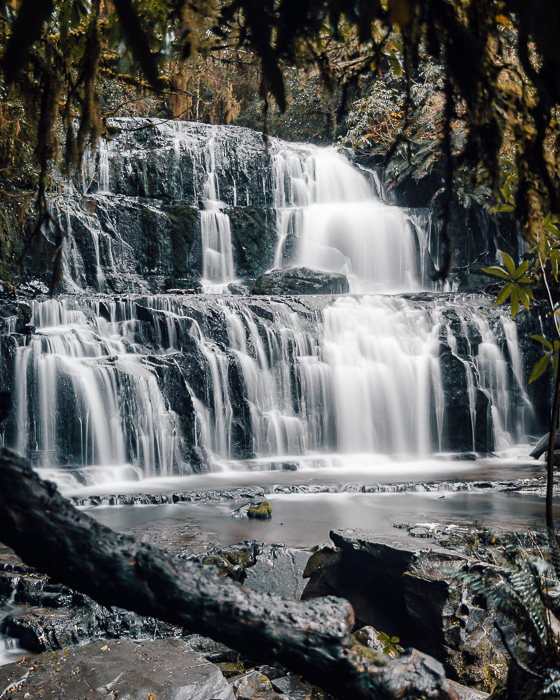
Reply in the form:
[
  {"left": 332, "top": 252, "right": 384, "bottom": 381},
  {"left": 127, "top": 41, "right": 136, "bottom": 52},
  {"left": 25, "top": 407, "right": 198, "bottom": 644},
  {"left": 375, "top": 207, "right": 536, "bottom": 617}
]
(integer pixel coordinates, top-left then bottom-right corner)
[
  {"left": 45, "top": 119, "right": 428, "bottom": 295},
  {"left": 0, "top": 293, "right": 540, "bottom": 485},
  {"left": 272, "top": 145, "right": 418, "bottom": 293}
]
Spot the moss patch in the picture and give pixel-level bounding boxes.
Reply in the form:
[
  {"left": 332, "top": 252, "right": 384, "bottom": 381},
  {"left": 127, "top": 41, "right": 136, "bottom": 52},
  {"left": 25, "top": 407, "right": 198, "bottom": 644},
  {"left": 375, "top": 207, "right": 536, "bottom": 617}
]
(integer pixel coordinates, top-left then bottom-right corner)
[{"left": 248, "top": 501, "right": 272, "bottom": 519}]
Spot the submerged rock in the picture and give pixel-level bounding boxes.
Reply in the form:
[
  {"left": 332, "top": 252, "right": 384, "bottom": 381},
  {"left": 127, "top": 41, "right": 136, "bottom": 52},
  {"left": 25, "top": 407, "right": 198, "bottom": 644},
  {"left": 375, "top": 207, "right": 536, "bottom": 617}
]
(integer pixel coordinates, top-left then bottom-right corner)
[{"left": 252, "top": 267, "right": 350, "bottom": 295}]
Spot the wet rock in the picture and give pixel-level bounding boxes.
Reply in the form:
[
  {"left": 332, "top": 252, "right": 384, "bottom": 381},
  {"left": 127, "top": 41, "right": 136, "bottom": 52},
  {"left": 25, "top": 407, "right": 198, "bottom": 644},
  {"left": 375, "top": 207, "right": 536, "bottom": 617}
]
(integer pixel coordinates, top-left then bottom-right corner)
[
  {"left": 282, "top": 462, "right": 298, "bottom": 471},
  {"left": 231, "top": 670, "right": 272, "bottom": 698},
  {"left": 228, "top": 206, "right": 277, "bottom": 277},
  {"left": 244, "top": 545, "right": 312, "bottom": 599},
  {"left": 183, "top": 633, "right": 240, "bottom": 663},
  {"left": 14, "top": 302, "right": 32, "bottom": 333},
  {"left": 173, "top": 486, "right": 267, "bottom": 503},
  {"left": 0, "top": 638, "right": 234, "bottom": 699},
  {"left": 457, "top": 264, "right": 499, "bottom": 294},
  {"left": 409, "top": 527, "right": 432, "bottom": 538},
  {"left": 529, "top": 429, "right": 560, "bottom": 459},
  {"left": 200, "top": 542, "right": 259, "bottom": 582},
  {"left": 228, "top": 282, "right": 250, "bottom": 295},
  {"left": 271, "top": 674, "right": 317, "bottom": 699},
  {"left": 446, "top": 679, "right": 490, "bottom": 699},
  {"left": 0, "top": 564, "right": 183, "bottom": 652},
  {"left": 248, "top": 501, "right": 272, "bottom": 519},
  {"left": 303, "top": 529, "right": 509, "bottom": 693},
  {"left": 252, "top": 267, "right": 349, "bottom": 296}
]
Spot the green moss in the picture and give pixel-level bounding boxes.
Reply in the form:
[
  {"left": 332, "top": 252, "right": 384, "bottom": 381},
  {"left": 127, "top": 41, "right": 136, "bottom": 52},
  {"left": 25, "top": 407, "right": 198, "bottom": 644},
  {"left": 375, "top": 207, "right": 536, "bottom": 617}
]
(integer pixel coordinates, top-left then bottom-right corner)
[{"left": 248, "top": 501, "right": 272, "bottom": 519}]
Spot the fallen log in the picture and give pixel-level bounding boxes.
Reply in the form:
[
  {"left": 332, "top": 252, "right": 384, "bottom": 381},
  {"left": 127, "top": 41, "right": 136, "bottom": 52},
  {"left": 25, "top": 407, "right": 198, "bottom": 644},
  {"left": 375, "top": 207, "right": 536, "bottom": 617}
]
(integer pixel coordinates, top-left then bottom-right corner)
[{"left": 0, "top": 448, "right": 455, "bottom": 699}]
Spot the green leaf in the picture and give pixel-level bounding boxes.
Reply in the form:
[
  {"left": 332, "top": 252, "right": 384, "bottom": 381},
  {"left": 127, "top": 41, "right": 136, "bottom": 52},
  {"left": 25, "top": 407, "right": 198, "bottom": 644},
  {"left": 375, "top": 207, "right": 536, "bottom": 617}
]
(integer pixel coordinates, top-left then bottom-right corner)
[
  {"left": 510, "top": 288, "right": 520, "bottom": 318},
  {"left": 531, "top": 335, "right": 553, "bottom": 351},
  {"left": 517, "top": 285, "right": 533, "bottom": 310},
  {"left": 483, "top": 266, "right": 511, "bottom": 280},
  {"left": 529, "top": 354, "right": 551, "bottom": 383},
  {"left": 500, "top": 250, "right": 517, "bottom": 277},
  {"left": 513, "top": 259, "right": 529, "bottom": 280},
  {"left": 493, "top": 283, "right": 513, "bottom": 306},
  {"left": 494, "top": 204, "right": 515, "bottom": 213}
]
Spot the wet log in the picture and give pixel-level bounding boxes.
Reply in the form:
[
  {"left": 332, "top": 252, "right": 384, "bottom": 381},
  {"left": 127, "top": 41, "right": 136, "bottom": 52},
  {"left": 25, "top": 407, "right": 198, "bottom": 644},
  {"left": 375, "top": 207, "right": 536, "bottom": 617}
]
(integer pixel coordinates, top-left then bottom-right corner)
[{"left": 0, "top": 448, "right": 455, "bottom": 699}]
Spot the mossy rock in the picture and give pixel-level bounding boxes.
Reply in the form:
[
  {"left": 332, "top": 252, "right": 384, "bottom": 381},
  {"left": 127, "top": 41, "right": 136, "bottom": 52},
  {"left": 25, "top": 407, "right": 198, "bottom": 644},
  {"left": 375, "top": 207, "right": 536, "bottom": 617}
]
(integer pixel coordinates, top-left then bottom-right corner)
[{"left": 248, "top": 501, "right": 272, "bottom": 519}]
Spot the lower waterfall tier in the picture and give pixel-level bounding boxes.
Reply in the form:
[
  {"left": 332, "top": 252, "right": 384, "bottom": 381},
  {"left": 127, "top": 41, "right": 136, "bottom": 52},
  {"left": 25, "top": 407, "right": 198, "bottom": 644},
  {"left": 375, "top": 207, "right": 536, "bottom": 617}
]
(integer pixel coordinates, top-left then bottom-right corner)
[{"left": 0, "top": 292, "right": 545, "bottom": 485}]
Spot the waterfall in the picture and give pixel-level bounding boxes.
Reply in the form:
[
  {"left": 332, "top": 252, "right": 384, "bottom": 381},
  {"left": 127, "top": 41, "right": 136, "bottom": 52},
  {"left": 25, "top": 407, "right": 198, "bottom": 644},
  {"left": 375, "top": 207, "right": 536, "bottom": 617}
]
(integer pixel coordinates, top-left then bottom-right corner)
[
  {"left": 0, "top": 120, "right": 541, "bottom": 486},
  {"left": 11, "top": 299, "right": 181, "bottom": 483},
  {"left": 1, "top": 292, "right": 536, "bottom": 485},
  {"left": 200, "top": 134, "right": 237, "bottom": 292},
  {"left": 272, "top": 145, "right": 419, "bottom": 293}
]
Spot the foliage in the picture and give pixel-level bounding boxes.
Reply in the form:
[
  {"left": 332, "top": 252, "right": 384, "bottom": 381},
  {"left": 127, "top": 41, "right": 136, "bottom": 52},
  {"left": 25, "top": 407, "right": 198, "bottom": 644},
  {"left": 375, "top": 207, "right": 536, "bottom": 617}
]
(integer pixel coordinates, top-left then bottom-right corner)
[
  {"left": 456, "top": 529, "right": 560, "bottom": 696},
  {"left": 376, "top": 631, "right": 403, "bottom": 658},
  {"left": 483, "top": 250, "right": 534, "bottom": 319}
]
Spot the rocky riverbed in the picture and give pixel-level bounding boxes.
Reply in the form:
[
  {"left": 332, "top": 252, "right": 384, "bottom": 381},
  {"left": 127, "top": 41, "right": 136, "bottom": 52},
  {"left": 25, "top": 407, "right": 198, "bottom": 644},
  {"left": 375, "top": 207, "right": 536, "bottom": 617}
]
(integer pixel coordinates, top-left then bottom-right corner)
[{"left": 1, "top": 496, "right": 549, "bottom": 700}]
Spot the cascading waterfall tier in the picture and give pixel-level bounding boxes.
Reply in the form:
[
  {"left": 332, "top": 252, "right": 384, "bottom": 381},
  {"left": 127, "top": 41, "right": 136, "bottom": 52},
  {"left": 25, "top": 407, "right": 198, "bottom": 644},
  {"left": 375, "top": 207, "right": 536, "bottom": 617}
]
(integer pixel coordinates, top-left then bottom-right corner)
[
  {"left": 272, "top": 145, "right": 419, "bottom": 293},
  {"left": 48, "top": 119, "right": 432, "bottom": 296},
  {"left": 0, "top": 293, "right": 536, "bottom": 485}
]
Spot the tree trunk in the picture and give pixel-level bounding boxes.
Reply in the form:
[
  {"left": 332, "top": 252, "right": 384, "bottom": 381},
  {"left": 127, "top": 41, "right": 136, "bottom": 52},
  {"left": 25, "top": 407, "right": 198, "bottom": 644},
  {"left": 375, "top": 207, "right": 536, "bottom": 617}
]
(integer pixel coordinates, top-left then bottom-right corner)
[{"left": 0, "top": 448, "right": 455, "bottom": 699}]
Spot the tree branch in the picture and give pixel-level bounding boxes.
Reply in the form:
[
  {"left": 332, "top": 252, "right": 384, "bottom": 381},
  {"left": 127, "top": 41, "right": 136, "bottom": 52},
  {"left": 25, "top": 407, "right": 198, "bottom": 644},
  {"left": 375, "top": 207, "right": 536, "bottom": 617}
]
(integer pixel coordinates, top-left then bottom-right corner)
[{"left": 0, "top": 448, "right": 454, "bottom": 700}]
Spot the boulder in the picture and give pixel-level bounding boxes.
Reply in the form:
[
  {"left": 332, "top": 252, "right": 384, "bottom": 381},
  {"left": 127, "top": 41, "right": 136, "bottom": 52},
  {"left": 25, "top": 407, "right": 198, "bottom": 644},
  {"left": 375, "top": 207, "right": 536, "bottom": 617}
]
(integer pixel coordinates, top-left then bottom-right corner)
[
  {"left": 302, "top": 529, "right": 509, "bottom": 694},
  {"left": 530, "top": 429, "right": 560, "bottom": 459},
  {"left": 0, "top": 638, "right": 234, "bottom": 699},
  {"left": 252, "top": 267, "right": 349, "bottom": 296},
  {"left": 244, "top": 545, "right": 312, "bottom": 599}
]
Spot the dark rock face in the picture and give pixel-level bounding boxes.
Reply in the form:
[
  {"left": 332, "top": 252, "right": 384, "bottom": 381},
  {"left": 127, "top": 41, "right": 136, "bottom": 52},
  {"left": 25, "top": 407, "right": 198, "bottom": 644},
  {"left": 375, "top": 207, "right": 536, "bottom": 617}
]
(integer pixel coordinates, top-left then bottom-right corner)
[
  {"left": 252, "top": 267, "right": 350, "bottom": 295},
  {"left": 228, "top": 206, "right": 277, "bottom": 277},
  {"left": 303, "top": 529, "right": 509, "bottom": 694}
]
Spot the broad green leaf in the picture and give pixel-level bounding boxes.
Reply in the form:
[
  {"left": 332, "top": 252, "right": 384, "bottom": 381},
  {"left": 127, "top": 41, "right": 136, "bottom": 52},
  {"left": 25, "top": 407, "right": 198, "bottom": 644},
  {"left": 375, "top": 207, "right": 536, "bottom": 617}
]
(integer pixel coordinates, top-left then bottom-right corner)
[
  {"left": 493, "top": 283, "right": 512, "bottom": 306},
  {"left": 513, "top": 259, "right": 529, "bottom": 280},
  {"left": 500, "top": 250, "right": 517, "bottom": 277},
  {"left": 510, "top": 288, "right": 519, "bottom": 318},
  {"left": 494, "top": 204, "right": 515, "bottom": 213},
  {"left": 529, "top": 354, "right": 551, "bottom": 383},
  {"left": 531, "top": 334, "right": 553, "bottom": 351},
  {"left": 483, "top": 266, "right": 511, "bottom": 280},
  {"left": 517, "top": 286, "right": 532, "bottom": 310}
]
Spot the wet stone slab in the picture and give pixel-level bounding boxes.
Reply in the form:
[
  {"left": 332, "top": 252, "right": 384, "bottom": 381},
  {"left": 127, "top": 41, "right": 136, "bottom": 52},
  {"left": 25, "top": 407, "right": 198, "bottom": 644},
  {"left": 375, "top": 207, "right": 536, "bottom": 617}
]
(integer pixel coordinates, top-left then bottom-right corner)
[{"left": 0, "top": 638, "right": 235, "bottom": 699}]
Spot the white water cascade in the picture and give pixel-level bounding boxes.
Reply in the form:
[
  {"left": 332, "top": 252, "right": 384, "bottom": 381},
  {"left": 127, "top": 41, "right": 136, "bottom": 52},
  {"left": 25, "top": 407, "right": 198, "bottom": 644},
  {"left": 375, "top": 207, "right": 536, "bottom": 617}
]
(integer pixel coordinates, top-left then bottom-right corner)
[
  {"left": 4, "top": 292, "right": 535, "bottom": 484},
  {"left": 0, "top": 121, "right": 541, "bottom": 487},
  {"left": 272, "top": 146, "right": 419, "bottom": 293},
  {"left": 199, "top": 134, "right": 237, "bottom": 292},
  {"left": 12, "top": 299, "right": 180, "bottom": 484}
]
